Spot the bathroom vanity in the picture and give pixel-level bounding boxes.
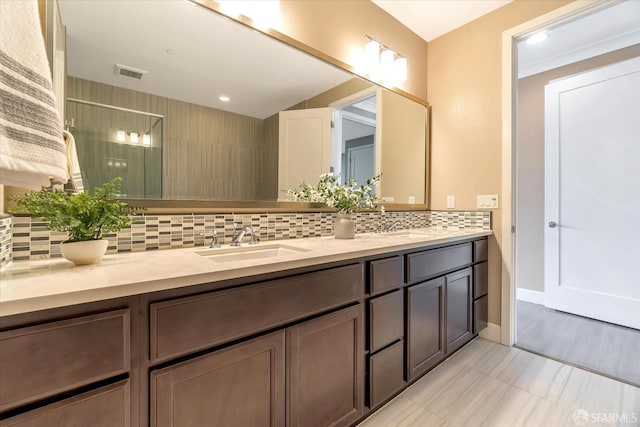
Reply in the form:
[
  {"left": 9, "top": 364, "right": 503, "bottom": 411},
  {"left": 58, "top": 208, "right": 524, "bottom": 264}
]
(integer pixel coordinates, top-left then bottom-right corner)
[{"left": 0, "top": 230, "right": 489, "bottom": 426}]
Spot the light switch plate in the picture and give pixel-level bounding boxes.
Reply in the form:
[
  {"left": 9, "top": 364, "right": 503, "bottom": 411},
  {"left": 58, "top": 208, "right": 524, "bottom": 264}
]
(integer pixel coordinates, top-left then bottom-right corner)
[
  {"left": 447, "top": 195, "right": 455, "bottom": 209},
  {"left": 477, "top": 195, "right": 499, "bottom": 209}
]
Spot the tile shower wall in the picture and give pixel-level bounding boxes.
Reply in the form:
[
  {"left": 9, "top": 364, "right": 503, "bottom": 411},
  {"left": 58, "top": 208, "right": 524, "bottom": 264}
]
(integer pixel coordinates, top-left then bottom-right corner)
[
  {"left": 9, "top": 210, "right": 490, "bottom": 262},
  {"left": 0, "top": 215, "right": 11, "bottom": 269}
]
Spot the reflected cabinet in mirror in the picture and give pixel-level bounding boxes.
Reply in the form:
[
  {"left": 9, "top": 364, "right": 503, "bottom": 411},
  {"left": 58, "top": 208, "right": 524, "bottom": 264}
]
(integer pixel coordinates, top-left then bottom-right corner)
[{"left": 59, "top": 0, "right": 428, "bottom": 206}]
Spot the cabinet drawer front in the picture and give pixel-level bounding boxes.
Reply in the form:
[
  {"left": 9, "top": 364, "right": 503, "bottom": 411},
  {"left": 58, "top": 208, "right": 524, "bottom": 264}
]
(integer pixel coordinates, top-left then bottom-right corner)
[
  {"left": 473, "top": 239, "right": 488, "bottom": 262},
  {"left": 0, "top": 310, "right": 130, "bottom": 412},
  {"left": 369, "top": 340, "right": 404, "bottom": 409},
  {"left": 474, "top": 295, "right": 488, "bottom": 334},
  {"left": 369, "top": 290, "right": 403, "bottom": 353},
  {"left": 473, "top": 262, "right": 488, "bottom": 298},
  {"left": 407, "top": 243, "right": 472, "bottom": 284},
  {"left": 151, "top": 331, "right": 285, "bottom": 427},
  {"left": 3, "top": 380, "right": 130, "bottom": 427},
  {"left": 151, "top": 264, "right": 363, "bottom": 362},
  {"left": 369, "top": 256, "right": 404, "bottom": 295}
]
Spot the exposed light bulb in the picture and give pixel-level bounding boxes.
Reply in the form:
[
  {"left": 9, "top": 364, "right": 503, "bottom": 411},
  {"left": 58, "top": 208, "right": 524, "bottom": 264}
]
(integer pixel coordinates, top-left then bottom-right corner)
[
  {"left": 394, "top": 57, "right": 407, "bottom": 84},
  {"left": 142, "top": 134, "right": 151, "bottom": 146},
  {"left": 116, "top": 130, "right": 125, "bottom": 142},
  {"left": 129, "top": 132, "right": 138, "bottom": 143},
  {"left": 218, "top": 95, "right": 230, "bottom": 102},
  {"left": 526, "top": 32, "right": 548, "bottom": 45},
  {"left": 364, "top": 40, "right": 380, "bottom": 69}
]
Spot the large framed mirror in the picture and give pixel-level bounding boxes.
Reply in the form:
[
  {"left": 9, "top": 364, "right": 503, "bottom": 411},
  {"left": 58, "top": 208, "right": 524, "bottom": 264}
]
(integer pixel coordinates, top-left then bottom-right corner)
[{"left": 57, "top": 0, "right": 429, "bottom": 211}]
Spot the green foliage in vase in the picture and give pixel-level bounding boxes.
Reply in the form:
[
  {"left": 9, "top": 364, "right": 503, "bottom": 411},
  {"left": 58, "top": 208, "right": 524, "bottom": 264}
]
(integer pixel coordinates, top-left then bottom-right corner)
[
  {"left": 284, "top": 173, "right": 381, "bottom": 214},
  {"left": 10, "top": 177, "right": 141, "bottom": 242}
]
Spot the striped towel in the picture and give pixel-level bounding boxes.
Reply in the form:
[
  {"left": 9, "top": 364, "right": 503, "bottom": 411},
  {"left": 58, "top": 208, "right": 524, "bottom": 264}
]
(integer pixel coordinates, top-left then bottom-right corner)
[{"left": 0, "top": 0, "right": 67, "bottom": 190}]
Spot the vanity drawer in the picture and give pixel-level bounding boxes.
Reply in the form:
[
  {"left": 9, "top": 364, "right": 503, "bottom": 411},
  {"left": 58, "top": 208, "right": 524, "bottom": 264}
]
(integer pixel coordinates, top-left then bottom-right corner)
[
  {"left": 151, "top": 264, "right": 363, "bottom": 363},
  {"left": 369, "top": 256, "right": 404, "bottom": 295},
  {"left": 369, "top": 290, "right": 404, "bottom": 353},
  {"left": 406, "top": 243, "right": 472, "bottom": 284},
  {"left": 0, "top": 309, "right": 130, "bottom": 412},
  {"left": 473, "top": 262, "right": 488, "bottom": 298},
  {"left": 2, "top": 380, "right": 130, "bottom": 427},
  {"left": 473, "top": 239, "right": 488, "bottom": 262},
  {"left": 368, "top": 340, "right": 404, "bottom": 408},
  {"left": 474, "top": 295, "right": 488, "bottom": 334}
]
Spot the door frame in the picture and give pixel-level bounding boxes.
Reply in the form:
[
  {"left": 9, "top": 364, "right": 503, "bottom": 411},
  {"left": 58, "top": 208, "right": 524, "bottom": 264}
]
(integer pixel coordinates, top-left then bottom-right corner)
[{"left": 501, "top": 0, "right": 608, "bottom": 346}]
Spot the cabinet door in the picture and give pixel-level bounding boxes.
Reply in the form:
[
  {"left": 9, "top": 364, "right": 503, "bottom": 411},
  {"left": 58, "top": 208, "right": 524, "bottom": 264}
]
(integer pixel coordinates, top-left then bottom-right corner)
[
  {"left": 287, "top": 305, "right": 364, "bottom": 427},
  {"left": 446, "top": 268, "right": 474, "bottom": 354},
  {"left": 406, "top": 277, "right": 445, "bottom": 381},
  {"left": 150, "top": 331, "right": 285, "bottom": 427}
]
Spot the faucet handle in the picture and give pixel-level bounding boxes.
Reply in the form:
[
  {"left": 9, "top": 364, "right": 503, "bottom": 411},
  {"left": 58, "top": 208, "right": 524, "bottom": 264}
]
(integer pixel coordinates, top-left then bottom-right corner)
[{"left": 246, "top": 226, "right": 259, "bottom": 245}]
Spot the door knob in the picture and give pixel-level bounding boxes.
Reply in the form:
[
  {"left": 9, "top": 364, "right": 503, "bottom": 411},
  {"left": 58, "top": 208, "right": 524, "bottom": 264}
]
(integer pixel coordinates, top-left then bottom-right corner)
[{"left": 548, "top": 221, "right": 557, "bottom": 228}]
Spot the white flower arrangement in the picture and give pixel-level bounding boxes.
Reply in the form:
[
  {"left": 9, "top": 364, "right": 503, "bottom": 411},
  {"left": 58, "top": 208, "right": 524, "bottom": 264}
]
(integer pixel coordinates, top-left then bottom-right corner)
[{"left": 284, "top": 173, "right": 381, "bottom": 214}]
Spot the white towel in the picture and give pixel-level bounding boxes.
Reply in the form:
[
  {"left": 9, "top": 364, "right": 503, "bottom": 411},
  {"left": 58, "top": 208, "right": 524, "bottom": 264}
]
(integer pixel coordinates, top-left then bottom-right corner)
[
  {"left": 62, "top": 129, "right": 84, "bottom": 193},
  {"left": 0, "top": 0, "right": 67, "bottom": 190}
]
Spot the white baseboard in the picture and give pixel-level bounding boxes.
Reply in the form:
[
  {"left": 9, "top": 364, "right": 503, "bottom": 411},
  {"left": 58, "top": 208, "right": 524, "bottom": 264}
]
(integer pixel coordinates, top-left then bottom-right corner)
[
  {"left": 479, "top": 322, "right": 501, "bottom": 342},
  {"left": 516, "top": 288, "right": 544, "bottom": 305}
]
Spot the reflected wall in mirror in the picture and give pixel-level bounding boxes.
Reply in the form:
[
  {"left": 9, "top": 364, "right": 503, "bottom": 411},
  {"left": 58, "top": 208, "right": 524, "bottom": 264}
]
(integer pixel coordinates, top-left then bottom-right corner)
[{"left": 59, "top": 0, "right": 428, "bottom": 205}]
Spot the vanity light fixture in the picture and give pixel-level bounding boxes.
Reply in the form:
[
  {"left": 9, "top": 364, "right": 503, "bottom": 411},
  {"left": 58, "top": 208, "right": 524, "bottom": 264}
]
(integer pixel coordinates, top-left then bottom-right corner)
[
  {"left": 361, "top": 35, "right": 408, "bottom": 87},
  {"left": 218, "top": 95, "right": 230, "bottom": 102},
  {"left": 116, "top": 130, "right": 126, "bottom": 142},
  {"left": 142, "top": 134, "right": 151, "bottom": 146},
  {"left": 129, "top": 131, "right": 139, "bottom": 144},
  {"left": 526, "top": 32, "right": 548, "bottom": 45}
]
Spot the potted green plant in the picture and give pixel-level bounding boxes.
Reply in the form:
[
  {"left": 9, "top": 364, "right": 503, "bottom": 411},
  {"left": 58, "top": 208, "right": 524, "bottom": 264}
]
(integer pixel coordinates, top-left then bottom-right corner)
[
  {"left": 10, "top": 177, "right": 140, "bottom": 265},
  {"left": 284, "top": 173, "right": 381, "bottom": 239}
]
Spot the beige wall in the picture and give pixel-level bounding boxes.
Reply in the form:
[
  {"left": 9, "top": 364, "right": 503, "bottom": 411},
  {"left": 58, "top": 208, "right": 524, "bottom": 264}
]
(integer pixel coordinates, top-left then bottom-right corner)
[
  {"left": 279, "top": 0, "right": 428, "bottom": 102},
  {"left": 516, "top": 44, "right": 640, "bottom": 293},
  {"left": 427, "top": 0, "right": 572, "bottom": 325}
]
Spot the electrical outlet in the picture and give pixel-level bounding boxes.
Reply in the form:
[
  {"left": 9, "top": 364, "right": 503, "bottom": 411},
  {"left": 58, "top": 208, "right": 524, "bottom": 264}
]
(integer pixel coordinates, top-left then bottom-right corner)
[
  {"left": 447, "top": 195, "right": 455, "bottom": 209},
  {"left": 408, "top": 196, "right": 415, "bottom": 204}
]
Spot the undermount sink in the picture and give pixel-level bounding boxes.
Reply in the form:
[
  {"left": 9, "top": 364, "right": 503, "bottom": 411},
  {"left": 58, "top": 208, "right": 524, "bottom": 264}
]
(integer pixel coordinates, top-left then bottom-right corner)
[
  {"left": 196, "top": 243, "right": 311, "bottom": 263},
  {"left": 361, "top": 231, "right": 431, "bottom": 239}
]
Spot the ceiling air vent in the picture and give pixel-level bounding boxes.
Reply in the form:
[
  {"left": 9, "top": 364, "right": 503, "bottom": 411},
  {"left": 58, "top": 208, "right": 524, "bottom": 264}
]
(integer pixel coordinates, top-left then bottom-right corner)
[{"left": 113, "top": 64, "right": 148, "bottom": 80}]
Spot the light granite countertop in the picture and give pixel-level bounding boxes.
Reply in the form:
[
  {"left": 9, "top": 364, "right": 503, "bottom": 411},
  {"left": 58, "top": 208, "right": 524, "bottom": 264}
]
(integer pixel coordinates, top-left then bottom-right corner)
[{"left": 0, "top": 227, "right": 491, "bottom": 317}]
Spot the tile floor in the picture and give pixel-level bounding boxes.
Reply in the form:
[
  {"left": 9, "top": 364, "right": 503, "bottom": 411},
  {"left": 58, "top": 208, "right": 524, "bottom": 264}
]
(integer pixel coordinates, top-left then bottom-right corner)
[
  {"left": 516, "top": 300, "right": 640, "bottom": 387},
  {"left": 358, "top": 339, "right": 640, "bottom": 427}
]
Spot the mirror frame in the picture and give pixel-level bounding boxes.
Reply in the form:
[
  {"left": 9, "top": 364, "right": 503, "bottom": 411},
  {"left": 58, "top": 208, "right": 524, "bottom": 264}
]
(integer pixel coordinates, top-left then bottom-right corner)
[{"left": 115, "top": 0, "right": 431, "bottom": 213}]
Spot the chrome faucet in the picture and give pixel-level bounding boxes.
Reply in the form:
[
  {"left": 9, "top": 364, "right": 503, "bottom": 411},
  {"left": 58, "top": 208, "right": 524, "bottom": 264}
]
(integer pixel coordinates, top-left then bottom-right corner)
[
  {"left": 376, "top": 221, "right": 401, "bottom": 234},
  {"left": 199, "top": 229, "right": 221, "bottom": 248},
  {"left": 231, "top": 224, "right": 258, "bottom": 246}
]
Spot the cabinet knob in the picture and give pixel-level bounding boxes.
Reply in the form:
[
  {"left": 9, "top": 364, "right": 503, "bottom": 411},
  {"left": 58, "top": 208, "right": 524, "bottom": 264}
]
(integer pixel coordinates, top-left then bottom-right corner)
[{"left": 548, "top": 221, "right": 557, "bottom": 228}]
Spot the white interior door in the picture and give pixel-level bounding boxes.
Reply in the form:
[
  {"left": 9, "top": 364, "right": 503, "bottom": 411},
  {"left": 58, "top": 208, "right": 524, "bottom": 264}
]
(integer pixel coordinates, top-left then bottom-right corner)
[
  {"left": 278, "top": 108, "right": 332, "bottom": 200},
  {"left": 544, "top": 56, "right": 640, "bottom": 329},
  {"left": 347, "top": 144, "right": 374, "bottom": 186}
]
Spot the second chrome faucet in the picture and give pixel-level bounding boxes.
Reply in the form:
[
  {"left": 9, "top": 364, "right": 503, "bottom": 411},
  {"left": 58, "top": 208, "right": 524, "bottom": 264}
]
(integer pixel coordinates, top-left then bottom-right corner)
[{"left": 230, "top": 223, "right": 259, "bottom": 246}]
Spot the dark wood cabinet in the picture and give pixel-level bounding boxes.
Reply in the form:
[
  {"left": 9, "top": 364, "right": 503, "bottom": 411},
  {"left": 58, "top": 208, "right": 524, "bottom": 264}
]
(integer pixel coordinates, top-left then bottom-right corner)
[
  {"left": 368, "top": 340, "right": 404, "bottom": 409},
  {"left": 445, "top": 268, "right": 473, "bottom": 354},
  {"left": 406, "top": 277, "right": 446, "bottom": 381},
  {"left": 287, "top": 305, "right": 364, "bottom": 427},
  {"left": 150, "top": 331, "right": 285, "bottom": 427},
  {"left": 2, "top": 381, "right": 130, "bottom": 427},
  {"left": 0, "top": 237, "right": 488, "bottom": 427},
  {"left": 369, "top": 290, "right": 403, "bottom": 353}
]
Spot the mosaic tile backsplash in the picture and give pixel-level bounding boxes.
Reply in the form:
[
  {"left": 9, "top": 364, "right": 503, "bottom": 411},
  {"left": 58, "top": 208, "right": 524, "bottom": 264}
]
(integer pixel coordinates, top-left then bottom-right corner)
[
  {"left": 0, "top": 215, "right": 11, "bottom": 269},
  {"left": 7, "top": 210, "right": 490, "bottom": 262}
]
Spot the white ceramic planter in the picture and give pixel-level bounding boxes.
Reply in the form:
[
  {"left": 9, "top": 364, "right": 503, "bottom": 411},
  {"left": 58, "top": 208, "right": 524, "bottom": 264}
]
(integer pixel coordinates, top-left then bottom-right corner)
[
  {"left": 60, "top": 239, "right": 109, "bottom": 265},
  {"left": 334, "top": 213, "right": 355, "bottom": 239}
]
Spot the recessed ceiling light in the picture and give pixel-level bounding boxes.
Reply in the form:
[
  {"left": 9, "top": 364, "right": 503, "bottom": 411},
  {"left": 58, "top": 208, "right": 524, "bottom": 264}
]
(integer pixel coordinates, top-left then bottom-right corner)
[
  {"left": 166, "top": 49, "right": 177, "bottom": 55},
  {"left": 526, "top": 32, "right": 548, "bottom": 45},
  {"left": 218, "top": 95, "right": 230, "bottom": 102}
]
